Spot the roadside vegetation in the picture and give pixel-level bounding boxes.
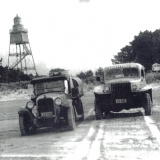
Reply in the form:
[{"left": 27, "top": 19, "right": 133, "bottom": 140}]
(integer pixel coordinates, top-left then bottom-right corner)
[{"left": 1, "top": 29, "right": 160, "bottom": 96}]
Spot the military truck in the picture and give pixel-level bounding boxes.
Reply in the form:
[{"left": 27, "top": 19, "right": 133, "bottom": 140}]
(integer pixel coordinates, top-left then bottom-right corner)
[
  {"left": 18, "top": 71, "right": 84, "bottom": 136},
  {"left": 94, "top": 63, "right": 152, "bottom": 120}
]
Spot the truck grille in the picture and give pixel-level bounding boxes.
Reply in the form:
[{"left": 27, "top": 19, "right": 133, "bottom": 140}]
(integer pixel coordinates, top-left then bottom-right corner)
[
  {"left": 37, "top": 98, "right": 55, "bottom": 117},
  {"left": 111, "top": 83, "right": 131, "bottom": 98}
]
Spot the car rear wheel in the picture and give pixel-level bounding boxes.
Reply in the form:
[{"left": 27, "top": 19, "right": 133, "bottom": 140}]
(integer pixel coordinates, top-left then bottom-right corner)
[
  {"left": 73, "top": 99, "right": 84, "bottom": 121},
  {"left": 78, "top": 99, "right": 84, "bottom": 121},
  {"left": 67, "top": 106, "right": 76, "bottom": 131},
  {"left": 19, "top": 113, "right": 36, "bottom": 136},
  {"left": 95, "top": 101, "right": 103, "bottom": 120},
  {"left": 144, "top": 93, "right": 152, "bottom": 116}
]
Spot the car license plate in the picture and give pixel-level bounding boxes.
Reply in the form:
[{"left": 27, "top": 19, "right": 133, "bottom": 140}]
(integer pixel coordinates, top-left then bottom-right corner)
[
  {"left": 41, "top": 112, "right": 53, "bottom": 117},
  {"left": 116, "top": 99, "right": 127, "bottom": 103}
]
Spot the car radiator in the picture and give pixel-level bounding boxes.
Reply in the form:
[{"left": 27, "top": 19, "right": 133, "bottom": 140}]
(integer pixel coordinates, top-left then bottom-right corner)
[
  {"left": 111, "top": 83, "right": 131, "bottom": 98},
  {"left": 37, "top": 98, "right": 55, "bottom": 117}
]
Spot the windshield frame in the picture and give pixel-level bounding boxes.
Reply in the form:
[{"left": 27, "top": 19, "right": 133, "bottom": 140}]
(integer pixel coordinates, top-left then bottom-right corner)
[
  {"left": 105, "top": 67, "right": 140, "bottom": 80},
  {"left": 34, "top": 79, "right": 66, "bottom": 96}
]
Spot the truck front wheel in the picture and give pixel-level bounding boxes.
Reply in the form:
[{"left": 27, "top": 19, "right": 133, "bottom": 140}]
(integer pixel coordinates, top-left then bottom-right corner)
[
  {"left": 144, "top": 93, "right": 152, "bottom": 116},
  {"left": 95, "top": 101, "right": 103, "bottom": 120}
]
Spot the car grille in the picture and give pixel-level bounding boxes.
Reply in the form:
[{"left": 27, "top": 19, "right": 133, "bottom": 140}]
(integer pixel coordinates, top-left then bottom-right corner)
[
  {"left": 37, "top": 98, "right": 55, "bottom": 117},
  {"left": 111, "top": 83, "right": 131, "bottom": 98}
]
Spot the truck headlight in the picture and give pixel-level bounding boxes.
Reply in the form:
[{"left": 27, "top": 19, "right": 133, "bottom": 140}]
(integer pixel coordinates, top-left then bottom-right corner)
[
  {"left": 131, "top": 83, "right": 142, "bottom": 91},
  {"left": 103, "top": 85, "right": 111, "bottom": 93},
  {"left": 26, "top": 101, "right": 35, "bottom": 109},
  {"left": 55, "top": 98, "right": 62, "bottom": 105}
]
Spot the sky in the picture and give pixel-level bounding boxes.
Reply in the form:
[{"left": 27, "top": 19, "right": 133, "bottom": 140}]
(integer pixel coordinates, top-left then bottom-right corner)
[{"left": 0, "top": 0, "right": 160, "bottom": 75}]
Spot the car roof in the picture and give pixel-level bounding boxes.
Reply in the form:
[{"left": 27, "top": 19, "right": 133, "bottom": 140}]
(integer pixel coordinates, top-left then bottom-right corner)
[
  {"left": 31, "top": 71, "right": 70, "bottom": 84},
  {"left": 30, "top": 75, "right": 68, "bottom": 84}
]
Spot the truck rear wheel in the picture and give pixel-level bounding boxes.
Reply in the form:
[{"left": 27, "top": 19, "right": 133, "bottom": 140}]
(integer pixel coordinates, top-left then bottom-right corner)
[
  {"left": 95, "top": 101, "right": 103, "bottom": 120},
  {"left": 144, "top": 93, "right": 152, "bottom": 116},
  {"left": 67, "top": 106, "right": 76, "bottom": 130}
]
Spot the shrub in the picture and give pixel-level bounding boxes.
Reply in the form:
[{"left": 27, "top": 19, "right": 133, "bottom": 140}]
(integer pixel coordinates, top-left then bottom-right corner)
[{"left": 0, "top": 81, "right": 30, "bottom": 91}]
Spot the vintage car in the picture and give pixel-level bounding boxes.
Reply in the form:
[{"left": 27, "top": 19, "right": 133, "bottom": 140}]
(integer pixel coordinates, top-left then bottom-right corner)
[
  {"left": 18, "top": 71, "right": 84, "bottom": 136},
  {"left": 94, "top": 63, "right": 152, "bottom": 120}
]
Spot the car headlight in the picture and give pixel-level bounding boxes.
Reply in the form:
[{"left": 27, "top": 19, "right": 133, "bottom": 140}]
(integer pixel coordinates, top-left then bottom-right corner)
[
  {"left": 55, "top": 98, "right": 62, "bottom": 105},
  {"left": 26, "top": 101, "right": 35, "bottom": 109}
]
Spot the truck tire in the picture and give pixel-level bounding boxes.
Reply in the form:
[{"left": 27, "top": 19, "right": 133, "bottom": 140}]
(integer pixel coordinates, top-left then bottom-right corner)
[
  {"left": 67, "top": 106, "right": 76, "bottom": 131},
  {"left": 95, "top": 101, "right": 103, "bottom": 120},
  {"left": 144, "top": 93, "right": 152, "bottom": 116},
  {"left": 19, "top": 113, "right": 35, "bottom": 136}
]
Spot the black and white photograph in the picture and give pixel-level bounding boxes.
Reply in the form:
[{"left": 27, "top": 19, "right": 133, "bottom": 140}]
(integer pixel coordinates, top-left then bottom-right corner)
[{"left": 0, "top": 0, "right": 160, "bottom": 159}]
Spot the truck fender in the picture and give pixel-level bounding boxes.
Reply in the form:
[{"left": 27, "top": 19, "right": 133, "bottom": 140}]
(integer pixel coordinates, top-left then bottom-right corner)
[{"left": 142, "top": 88, "right": 152, "bottom": 102}]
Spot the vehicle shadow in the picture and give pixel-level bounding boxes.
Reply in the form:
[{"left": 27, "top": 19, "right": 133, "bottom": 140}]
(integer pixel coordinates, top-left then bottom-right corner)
[
  {"left": 104, "top": 110, "right": 144, "bottom": 119},
  {"left": 35, "top": 118, "right": 85, "bottom": 135}
]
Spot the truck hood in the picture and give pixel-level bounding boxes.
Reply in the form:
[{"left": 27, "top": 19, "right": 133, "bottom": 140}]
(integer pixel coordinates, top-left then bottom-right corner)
[
  {"left": 105, "top": 78, "right": 141, "bottom": 84},
  {"left": 94, "top": 78, "right": 145, "bottom": 94}
]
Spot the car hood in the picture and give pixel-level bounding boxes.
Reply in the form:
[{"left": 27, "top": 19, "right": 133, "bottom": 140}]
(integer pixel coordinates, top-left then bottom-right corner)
[{"left": 36, "top": 92, "right": 71, "bottom": 107}]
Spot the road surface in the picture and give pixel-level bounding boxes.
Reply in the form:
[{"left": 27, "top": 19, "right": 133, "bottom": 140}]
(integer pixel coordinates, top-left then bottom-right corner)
[{"left": 0, "top": 91, "right": 160, "bottom": 160}]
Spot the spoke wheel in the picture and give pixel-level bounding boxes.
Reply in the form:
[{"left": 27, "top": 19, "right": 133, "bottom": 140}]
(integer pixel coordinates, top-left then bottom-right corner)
[{"left": 19, "top": 113, "right": 35, "bottom": 136}]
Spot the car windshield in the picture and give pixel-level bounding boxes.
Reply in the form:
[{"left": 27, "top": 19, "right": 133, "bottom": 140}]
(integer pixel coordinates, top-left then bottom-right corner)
[
  {"left": 106, "top": 68, "right": 139, "bottom": 80},
  {"left": 34, "top": 80, "right": 65, "bottom": 95}
]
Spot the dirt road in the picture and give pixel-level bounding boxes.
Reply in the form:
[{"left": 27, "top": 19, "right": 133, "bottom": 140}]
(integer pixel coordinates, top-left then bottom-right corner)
[{"left": 0, "top": 91, "right": 160, "bottom": 160}]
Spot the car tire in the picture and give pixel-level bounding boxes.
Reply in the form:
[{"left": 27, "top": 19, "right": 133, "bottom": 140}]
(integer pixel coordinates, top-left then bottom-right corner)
[
  {"left": 19, "top": 114, "right": 35, "bottom": 136},
  {"left": 144, "top": 93, "right": 152, "bottom": 116},
  {"left": 67, "top": 106, "right": 76, "bottom": 131},
  {"left": 78, "top": 99, "right": 85, "bottom": 121},
  {"left": 95, "top": 101, "right": 103, "bottom": 120}
]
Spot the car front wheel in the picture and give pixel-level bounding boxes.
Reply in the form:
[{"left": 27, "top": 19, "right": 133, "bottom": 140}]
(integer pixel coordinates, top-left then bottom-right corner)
[
  {"left": 67, "top": 106, "right": 76, "bottom": 131},
  {"left": 19, "top": 113, "right": 36, "bottom": 136}
]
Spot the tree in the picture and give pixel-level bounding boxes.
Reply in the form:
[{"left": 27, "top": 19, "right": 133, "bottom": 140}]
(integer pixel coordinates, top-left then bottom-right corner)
[
  {"left": 85, "top": 70, "right": 93, "bottom": 77},
  {"left": 111, "top": 29, "right": 160, "bottom": 71},
  {"left": 77, "top": 71, "right": 86, "bottom": 79},
  {"left": 95, "top": 67, "right": 104, "bottom": 76}
]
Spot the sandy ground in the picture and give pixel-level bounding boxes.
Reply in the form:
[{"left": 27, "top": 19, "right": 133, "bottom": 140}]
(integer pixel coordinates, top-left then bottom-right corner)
[{"left": 0, "top": 84, "right": 160, "bottom": 159}]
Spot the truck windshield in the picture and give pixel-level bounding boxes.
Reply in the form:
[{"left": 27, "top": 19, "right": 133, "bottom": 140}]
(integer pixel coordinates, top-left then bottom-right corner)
[
  {"left": 34, "top": 80, "right": 65, "bottom": 95},
  {"left": 106, "top": 68, "right": 139, "bottom": 80}
]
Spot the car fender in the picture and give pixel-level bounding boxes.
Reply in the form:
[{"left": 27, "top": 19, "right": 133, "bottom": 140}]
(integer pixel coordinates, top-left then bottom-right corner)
[
  {"left": 63, "top": 99, "right": 72, "bottom": 108},
  {"left": 18, "top": 107, "right": 35, "bottom": 120}
]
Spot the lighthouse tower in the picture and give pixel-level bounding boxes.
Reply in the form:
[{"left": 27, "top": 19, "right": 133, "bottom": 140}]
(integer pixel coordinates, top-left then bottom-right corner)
[{"left": 8, "top": 15, "right": 37, "bottom": 75}]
